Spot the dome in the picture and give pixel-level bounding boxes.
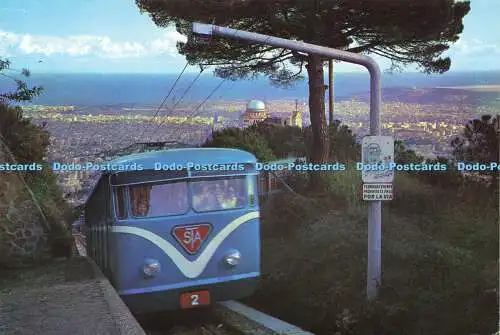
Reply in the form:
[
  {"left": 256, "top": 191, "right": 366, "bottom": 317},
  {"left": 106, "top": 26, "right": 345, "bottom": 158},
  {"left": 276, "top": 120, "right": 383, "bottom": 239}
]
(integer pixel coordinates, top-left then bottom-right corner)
[{"left": 246, "top": 100, "right": 265, "bottom": 111}]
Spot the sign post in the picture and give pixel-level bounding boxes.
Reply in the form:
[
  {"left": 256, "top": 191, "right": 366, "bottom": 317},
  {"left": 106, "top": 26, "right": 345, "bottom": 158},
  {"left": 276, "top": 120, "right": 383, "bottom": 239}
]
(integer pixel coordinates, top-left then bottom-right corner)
[
  {"left": 361, "top": 136, "right": 394, "bottom": 299},
  {"left": 362, "top": 183, "right": 393, "bottom": 201},
  {"left": 361, "top": 136, "right": 394, "bottom": 184},
  {"left": 192, "top": 22, "right": 383, "bottom": 300}
]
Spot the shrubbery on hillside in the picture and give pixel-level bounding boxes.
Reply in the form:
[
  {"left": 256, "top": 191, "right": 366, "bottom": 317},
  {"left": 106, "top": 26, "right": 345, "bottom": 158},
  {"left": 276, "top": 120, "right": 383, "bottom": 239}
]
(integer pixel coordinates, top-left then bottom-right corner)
[
  {"left": 393, "top": 141, "right": 466, "bottom": 190},
  {"left": 247, "top": 122, "right": 305, "bottom": 158},
  {"left": 238, "top": 114, "right": 498, "bottom": 334},
  {"left": 326, "top": 120, "right": 361, "bottom": 162},
  {"left": 205, "top": 119, "right": 361, "bottom": 163},
  {"left": 302, "top": 121, "right": 361, "bottom": 162},
  {"left": 0, "top": 103, "right": 73, "bottom": 258},
  {"left": 203, "top": 118, "right": 495, "bottom": 192},
  {"left": 245, "top": 165, "right": 498, "bottom": 335},
  {"left": 394, "top": 140, "right": 423, "bottom": 164},
  {"left": 202, "top": 127, "right": 277, "bottom": 161},
  {"left": 0, "top": 104, "right": 50, "bottom": 164},
  {"left": 452, "top": 114, "right": 499, "bottom": 188}
]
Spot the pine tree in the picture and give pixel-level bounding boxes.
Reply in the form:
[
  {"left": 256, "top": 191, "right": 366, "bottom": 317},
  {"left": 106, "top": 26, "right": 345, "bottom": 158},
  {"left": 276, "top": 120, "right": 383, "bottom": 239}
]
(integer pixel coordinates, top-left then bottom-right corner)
[{"left": 137, "top": 0, "right": 470, "bottom": 190}]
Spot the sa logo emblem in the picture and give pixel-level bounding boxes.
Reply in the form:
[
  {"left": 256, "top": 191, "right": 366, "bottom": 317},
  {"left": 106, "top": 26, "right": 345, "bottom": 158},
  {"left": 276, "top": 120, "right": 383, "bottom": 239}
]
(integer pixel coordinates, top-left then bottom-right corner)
[{"left": 172, "top": 224, "right": 211, "bottom": 254}]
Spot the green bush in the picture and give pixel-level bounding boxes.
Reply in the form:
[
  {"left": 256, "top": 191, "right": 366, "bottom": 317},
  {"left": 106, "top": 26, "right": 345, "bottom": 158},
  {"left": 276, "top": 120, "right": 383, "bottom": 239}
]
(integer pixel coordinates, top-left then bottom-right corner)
[
  {"left": 452, "top": 114, "right": 499, "bottom": 189},
  {"left": 0, "top": 103, "right": 50, "bottom": 164},
  {"left": 248, "top": 123, "right": 306, "bottom": 158},
  {"left": 414, "top": 156, "right": 463, "bottom": 188},
  {"left": 394, "top": 140, "right": 423, "bottom": 164},
  {"left": 327, "top": 165, "right": 364, "bottom": 214},
  {"left": 302, "top": 121, "right": 361, "bottom": 162},
  {"left": 393, "top": 142, "right": 465, "bottom": 190},
  {"left": 202, "top": 127, "right": 277, "bottom": 161},
  {"left": 245, "top": 165, "right": 498, "bottom": 335},
  {"left": 282, "top": 168, "right": 309, "bottom": 193},
  {"left": 28, "top": 163, "right": 73, "bottom": 225},
  {"left": 328, "top": 120, "right": 361, "bottom": 162},
  {"left": 0, "top": 103, "right": 72, "bottom": 257}
]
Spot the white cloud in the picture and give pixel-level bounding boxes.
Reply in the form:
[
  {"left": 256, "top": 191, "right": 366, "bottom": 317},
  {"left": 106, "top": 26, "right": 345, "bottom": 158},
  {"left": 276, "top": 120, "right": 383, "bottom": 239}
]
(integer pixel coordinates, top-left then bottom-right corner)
[
  {"left": 452, "top": 38, "right": 500, "bottom": 55},
  {"left": 0, "top": 31, "right": 20, "bottom": 56},
  {"left": 0, "top": 30, "right": 187, "bottom": 59},
  {"left": 150, "top": 31, "right": 186, "bottom": 53}
]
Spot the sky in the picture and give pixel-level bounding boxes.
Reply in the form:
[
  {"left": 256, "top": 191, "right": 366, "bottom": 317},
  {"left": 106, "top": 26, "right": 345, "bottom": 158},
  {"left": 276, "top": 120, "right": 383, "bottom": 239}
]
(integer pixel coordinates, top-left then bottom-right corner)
[{"left": 0, "top": 0, "right": 499, "bottom": 74}]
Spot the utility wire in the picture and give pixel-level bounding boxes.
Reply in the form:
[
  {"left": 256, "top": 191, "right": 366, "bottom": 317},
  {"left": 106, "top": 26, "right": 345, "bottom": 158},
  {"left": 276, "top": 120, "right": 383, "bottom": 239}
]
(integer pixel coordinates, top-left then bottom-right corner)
[
  {"left": 79, "top": 21, "right": 248, "bottom": 159},
  {"left": 212, "top": 80, "right": 237, "bottom": 130},
  {"left": 84, "top": 61, "right": 189, "bottom": 159},
  {"left": 137, "top": 61, "right": 189, "bottom": 140},
  {"left": 168, "top": 78, "right": 227, "bottom": 142},
  {"left": 148, "top": 66, "right": 206, "bottom": 139}
]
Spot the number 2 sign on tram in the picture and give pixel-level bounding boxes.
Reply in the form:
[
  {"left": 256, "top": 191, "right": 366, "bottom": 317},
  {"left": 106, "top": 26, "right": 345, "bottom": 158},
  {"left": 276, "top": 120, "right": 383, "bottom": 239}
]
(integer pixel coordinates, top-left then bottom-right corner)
[
  {"left": 173, "top": 224, "right": 213, "bottom": 308},
  {"left": 180, "top": 290, "right": 211, "bottom": 309}
]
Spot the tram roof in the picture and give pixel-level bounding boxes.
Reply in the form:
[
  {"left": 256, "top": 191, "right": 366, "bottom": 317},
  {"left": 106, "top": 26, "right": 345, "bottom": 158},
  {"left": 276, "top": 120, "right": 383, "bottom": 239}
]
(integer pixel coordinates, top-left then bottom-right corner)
[{"left": 106, "top": 147, "right": 257, "bottom": 169}]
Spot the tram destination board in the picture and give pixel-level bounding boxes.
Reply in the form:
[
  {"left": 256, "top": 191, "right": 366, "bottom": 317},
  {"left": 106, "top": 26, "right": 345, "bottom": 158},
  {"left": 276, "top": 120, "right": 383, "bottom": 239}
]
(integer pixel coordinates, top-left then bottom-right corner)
[{"left": 363, "top": 183, "right": 393, "bottom": 201}]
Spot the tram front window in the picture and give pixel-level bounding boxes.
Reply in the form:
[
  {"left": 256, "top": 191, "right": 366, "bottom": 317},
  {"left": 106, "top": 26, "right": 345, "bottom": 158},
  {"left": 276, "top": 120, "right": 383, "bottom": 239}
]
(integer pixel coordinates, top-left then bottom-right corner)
[
  {"left": 192, "top": 177, "right": 246, "bottom": 212},
  {"left": 129, "top": 182, "right": 189, "bottom": 217}
]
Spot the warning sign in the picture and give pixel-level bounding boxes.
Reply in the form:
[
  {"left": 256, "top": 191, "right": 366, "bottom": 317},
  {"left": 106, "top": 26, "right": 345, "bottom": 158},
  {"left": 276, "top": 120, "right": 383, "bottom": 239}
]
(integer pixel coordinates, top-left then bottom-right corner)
[{"left": 363, "top": 183, "right": 393, "bottom": 201}]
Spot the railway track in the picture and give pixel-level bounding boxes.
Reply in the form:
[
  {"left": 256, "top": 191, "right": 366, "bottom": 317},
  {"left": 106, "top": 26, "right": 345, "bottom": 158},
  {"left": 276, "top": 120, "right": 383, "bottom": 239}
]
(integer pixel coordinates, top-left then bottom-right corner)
[
  {"left": 73, "top": 233, "right": 313, "bottom": 335},
  {"left": 138, "top": 308, "right": 238, "bottom": 335},
  {"left": 72, "top": 234, "right": 238, "bottom": 335}
]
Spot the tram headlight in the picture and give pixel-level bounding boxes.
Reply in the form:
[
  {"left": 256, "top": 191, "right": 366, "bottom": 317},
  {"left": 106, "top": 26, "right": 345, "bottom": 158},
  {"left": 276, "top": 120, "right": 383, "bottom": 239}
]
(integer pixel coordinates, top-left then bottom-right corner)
[
  {"left": 142, "top": 259, "right": 161, "bottom": 277},
  {"left": 223, "top": 250, "right": 241, "bottom": 267}
]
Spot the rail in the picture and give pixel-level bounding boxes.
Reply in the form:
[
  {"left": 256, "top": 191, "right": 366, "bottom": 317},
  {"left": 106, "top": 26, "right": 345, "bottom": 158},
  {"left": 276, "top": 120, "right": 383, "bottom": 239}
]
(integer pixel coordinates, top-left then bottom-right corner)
[{"left": 74, "top": 226, "right": 314, "bottom": 334}]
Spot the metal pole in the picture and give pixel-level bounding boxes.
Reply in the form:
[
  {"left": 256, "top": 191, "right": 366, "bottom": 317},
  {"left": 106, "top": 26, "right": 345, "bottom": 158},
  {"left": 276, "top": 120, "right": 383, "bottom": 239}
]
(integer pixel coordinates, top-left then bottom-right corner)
[
  {"left": 367, "top": 53, "right": 382, "bottom": 301},
  {"left": 193, "top": 22, "right": 382, "bottom": 299},
  {"left": 328, "top": 60, "right": 334, "bottom": 125}
]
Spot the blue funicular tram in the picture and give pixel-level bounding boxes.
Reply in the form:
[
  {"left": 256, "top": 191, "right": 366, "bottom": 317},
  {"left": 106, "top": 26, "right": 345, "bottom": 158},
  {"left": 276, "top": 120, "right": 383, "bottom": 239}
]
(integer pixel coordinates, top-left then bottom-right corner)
[{"left": 84, "top": 146, "right": 260, "bottom": 314}]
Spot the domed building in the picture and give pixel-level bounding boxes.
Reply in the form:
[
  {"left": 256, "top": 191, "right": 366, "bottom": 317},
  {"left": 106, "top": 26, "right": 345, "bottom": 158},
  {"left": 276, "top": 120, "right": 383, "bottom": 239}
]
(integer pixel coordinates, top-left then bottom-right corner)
[{"left": 241, "top": 100, "right": 268, "bottom": 127}]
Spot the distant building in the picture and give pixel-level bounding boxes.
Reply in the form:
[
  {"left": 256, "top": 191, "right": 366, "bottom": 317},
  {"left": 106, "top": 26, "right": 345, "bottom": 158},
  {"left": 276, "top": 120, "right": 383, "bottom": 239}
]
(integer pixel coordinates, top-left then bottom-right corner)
[
  {"left": 261, "top": 110, "right": 303, "bottom": 128},
  {"left": 240, "top": 100, "right": 303, "bottom": 128},
  {"left": 396, "top": 129, "right": 427, "bottom": 138},
  {"left": 241, "top": 100, "right": 268, "bottom": 127},
  {"left": 262, "top": 116, "right": 286, "bottom": 126}
]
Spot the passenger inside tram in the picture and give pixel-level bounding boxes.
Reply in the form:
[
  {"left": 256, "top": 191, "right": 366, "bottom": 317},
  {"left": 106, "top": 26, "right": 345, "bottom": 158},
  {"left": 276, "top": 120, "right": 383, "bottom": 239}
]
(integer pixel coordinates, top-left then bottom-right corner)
[
  {"left": 230, "top": 179, "right": 246, "bottom": 206},
  {"left": 220, "top": 186, "right": 238, "bottom": 209},
  {"left": 193, "top": 184, "right": 217, "bottom": 211},
  {"left": 192, "top": 179, "right": 245, "bottom": 211},
  {"left": 130, "top": 184, "right": 152, "bottom": 217},
  {"left": 214, "top": 183, "right": 225, "bottom": 208},
  {"left": 136, "top": 201, "right": 149, "bottom": 216}
]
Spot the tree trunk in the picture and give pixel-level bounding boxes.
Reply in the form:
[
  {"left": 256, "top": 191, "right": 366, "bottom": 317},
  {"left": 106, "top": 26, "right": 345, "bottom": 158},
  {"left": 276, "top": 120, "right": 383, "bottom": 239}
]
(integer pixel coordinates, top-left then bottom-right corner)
[{"left": 306, "top": 54, "right": 330, "bottom": 191}]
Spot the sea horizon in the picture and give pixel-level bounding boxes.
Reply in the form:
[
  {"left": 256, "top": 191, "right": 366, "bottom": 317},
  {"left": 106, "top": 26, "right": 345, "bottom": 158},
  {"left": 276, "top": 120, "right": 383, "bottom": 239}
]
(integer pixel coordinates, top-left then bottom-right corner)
[
  {"left": 1, "top": 70, "right": 499, "bottom": 107},
  {"left": 18, "top": 69, "right": 500, "bottom": 75}
]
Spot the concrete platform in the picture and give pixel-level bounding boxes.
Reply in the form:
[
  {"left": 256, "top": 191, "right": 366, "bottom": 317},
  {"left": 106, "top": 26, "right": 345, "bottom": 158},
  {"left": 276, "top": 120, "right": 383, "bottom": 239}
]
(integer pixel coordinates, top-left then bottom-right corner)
[
  {"left": 0, "top": 256, "right": 145, "bottom": 335},
  {"left": 214, "top": 301, "right": 314, "bottom": 335}
]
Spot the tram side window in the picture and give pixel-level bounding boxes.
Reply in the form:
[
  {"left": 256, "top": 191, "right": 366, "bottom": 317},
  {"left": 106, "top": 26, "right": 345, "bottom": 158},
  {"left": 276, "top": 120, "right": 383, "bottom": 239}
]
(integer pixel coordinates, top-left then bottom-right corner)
[
  {"left": 129, "top": 184, "right": 152, "bottom": 217},
  {"left": 192, "top": 177, "right": 246, "bottom": 212},
  {"left": 114, "top": 186, "right": 127, "bottom": 219},
  {"left": 129, "top": 182, "right": 189, "bottom": 217}
]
